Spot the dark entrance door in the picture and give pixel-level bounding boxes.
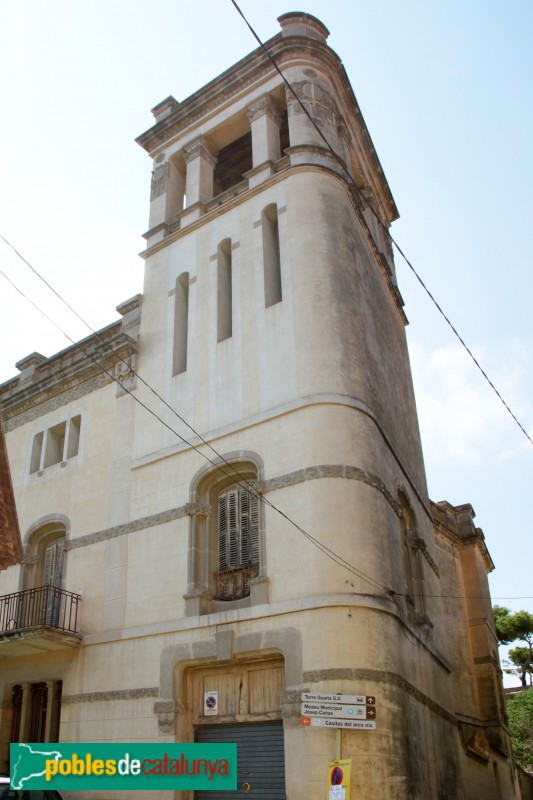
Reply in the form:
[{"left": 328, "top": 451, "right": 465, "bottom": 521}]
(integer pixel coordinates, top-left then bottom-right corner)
[{"left": 195, "top": 721, "right": 286, "bottom": 799}]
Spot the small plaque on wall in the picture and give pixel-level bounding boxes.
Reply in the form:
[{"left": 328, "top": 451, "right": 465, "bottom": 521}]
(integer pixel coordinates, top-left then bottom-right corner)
[{"left": 204, "top": 691, "right": 218, "bottom": 716}]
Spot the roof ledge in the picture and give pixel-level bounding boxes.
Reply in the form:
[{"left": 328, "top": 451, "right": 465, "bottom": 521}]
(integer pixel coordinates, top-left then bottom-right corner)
[
  {"left": 151, "top": 96, "right": 180, "bottom": 122},
  {"left": 277, "top": 12, "right": 330, "bottom": 42}
]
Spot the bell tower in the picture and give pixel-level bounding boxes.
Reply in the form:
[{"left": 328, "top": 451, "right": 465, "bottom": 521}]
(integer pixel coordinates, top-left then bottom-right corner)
[{"left": 134, "top": 12, "right": 461, "bottom": 799}]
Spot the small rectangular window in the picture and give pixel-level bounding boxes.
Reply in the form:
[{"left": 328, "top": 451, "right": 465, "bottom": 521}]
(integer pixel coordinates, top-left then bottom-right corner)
[{"left": 29, "top": 416, "right": 81, "bottom": 474}]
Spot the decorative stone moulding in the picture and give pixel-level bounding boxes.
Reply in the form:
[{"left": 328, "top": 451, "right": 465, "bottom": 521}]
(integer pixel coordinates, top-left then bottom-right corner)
[
  {"left": 154, "top": 700, "right": 177, "bottom": 734},
  {"left": 182, "top": 137, "right": 217, "bottom": 168},
  {"left": 150, "top": 162, "right": 169, "bottom": 200},
  {"left": 151, "top": 96, "right": 180, "bottom": 122},
  {"left": 246, "top": 95, "right": 283, "bottom": 127},
  {"left": 277, "top": 12, "right": 330, "bottom": 42}
]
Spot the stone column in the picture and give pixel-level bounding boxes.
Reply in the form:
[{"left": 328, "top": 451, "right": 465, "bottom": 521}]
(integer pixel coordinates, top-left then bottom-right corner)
[
  {"left": 183, "top": 503, "right": 211, "bottom": 616},
  {"left": 43, "top": 680, "right": 61, "bottom": 742},
  {"left": 285, "top": 78, "right": 338, "bottom": 150},
  {"left": 146, "top": 157, "right": 185, "bottom": 246},
  {"left": 246, "top": 95, "right": 282, "bottom": 187},
  {"left": 180, "top": 137, "right": 217, "bottom": 226},
  {"left": 17, "top": 683, "right": 32, "bottom": 742}
]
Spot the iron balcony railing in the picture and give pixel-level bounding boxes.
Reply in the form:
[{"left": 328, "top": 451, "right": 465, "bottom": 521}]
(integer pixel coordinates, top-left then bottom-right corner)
[
  {"left": 215, "top": 564, "right": 260, "bottom": 601},
  {"left": 0, "top": 586, "right": 81, "bottom": 636}
]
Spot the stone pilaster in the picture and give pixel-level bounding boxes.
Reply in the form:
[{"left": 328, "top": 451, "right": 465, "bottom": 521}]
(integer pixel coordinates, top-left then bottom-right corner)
[
  {"left": 246, "top": 95, "right": 283, "bottom": 186},
  {"left": 147, "top": 154, "right": 185, "bottom": 245},
  {"left": 180, "top": 137, "right": 217, "bottom": 226}
]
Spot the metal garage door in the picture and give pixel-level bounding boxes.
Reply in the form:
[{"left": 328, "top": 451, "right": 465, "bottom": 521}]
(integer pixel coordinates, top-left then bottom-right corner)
[{"left": 195, "top": 721, "right": 286, "bottom": 799}]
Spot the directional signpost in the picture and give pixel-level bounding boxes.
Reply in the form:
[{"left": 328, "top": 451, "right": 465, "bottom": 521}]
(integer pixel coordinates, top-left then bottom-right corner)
[{"left": 300, "top": 693, "right": 377, "bottom": 730}]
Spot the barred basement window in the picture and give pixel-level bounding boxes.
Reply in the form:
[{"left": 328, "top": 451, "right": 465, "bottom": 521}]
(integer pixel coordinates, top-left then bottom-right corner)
[
  {"left": 216, "top": 487, "right": 259, "bottom": 601},
  {"left": 30, "top": 415, "right": 81, "bottom": 474}
]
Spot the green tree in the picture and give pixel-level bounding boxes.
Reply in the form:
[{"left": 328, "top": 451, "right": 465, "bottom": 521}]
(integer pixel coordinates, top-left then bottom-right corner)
[
  {"left": 493, "top": 606, "right": 533, "bottom": 688},
  {"left": 506, "top": 690, "right": 533, "bottom": 774},
  {"left": 504, "top": 647, "right": 533, "bottom": 686}
]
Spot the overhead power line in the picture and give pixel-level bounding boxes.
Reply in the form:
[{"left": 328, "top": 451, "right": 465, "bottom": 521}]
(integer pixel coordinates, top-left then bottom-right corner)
[
  {"left": 0, "top": 243, "right": 388, "bottom": 595},
  {"left": 228, "top": 0, "right": 532, "bottom": 448},
  {"left": 1, "top": 241, "right": 530, "bottom": 607},
  {"left": 0, "top": 4, "right": 529, "bottom": 604}
]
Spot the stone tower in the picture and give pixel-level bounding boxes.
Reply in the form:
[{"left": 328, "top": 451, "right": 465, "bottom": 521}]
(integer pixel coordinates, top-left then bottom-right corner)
[{"left": 134, "top": 11, "right": 458, "bottom": 800}]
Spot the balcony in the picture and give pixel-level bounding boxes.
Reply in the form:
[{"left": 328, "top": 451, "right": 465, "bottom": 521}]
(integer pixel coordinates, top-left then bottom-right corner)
[
  {"left": 0, "top": 586, "right": 81, "bottom": 656},
  {"left": 215, "top": 564, "right": 260, "bottom": 601}
]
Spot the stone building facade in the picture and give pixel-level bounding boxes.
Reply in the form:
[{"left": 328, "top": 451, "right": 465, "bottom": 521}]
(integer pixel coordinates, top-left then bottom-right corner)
[{"left": 0, "top": 11, "right": 526, "bottom": 800}]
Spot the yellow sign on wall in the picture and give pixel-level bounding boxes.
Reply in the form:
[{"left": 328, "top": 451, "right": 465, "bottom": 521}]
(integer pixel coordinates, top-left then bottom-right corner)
[{"left": 326, "top": 759, "right": 352, "bottom": 800}]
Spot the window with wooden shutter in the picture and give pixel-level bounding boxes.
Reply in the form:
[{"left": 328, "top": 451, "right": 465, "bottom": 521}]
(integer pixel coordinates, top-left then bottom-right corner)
[
  {"left": 185, "top": 458, "right": 266, "bottom": 616},
  {"left": 41, "top": 539, "right": 65, "bottom": 626},
  {"left": 216, "top": 487, "right": 259, "bottom": 600}
]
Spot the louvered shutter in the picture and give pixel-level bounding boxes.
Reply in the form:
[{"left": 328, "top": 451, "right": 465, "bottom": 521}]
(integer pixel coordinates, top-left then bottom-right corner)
[
  {"left": 218, "top": 494, "right": 227, "bottom": 571},
  {"left": 227, "top": 489, "right": 239, "bottom": 569},
  {"left": 219, "top": 490, "right": 240, "bottom": 570},
  {"left": 240, "top": 490, "right": 250, "bottom": 564},
  {"left": 249, "top": 492, "right": 259, "bottom": 565},
  {"left": 240, "top": 490, "right": 259, "bottom": 566},
  {"left": 42, "top": 545, "right": 55, "bottom": 587},
  {"left": 219, "top": 487, "right": 259, "bottom": 575},
  {"left": 42, "top": 540, "right": 64, "bottom": 587}
]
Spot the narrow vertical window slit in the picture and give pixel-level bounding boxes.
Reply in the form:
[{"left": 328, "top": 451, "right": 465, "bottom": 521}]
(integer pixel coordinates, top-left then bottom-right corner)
[
  {"left": 173, "top": 272, "right": 190, "bottom": 375},
  {"left": 262, "top": 204, "right": 282, "bottom": 307},
  {"left": 217, "top": 239, "right": 232, "bottom": 342}
]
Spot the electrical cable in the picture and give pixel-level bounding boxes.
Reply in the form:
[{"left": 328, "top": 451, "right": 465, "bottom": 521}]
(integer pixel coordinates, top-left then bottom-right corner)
[
  {"left": 0, "top": 6, "right": 530, "bottom": 602},
  {"left": 0, "top": 256, "right": 388, "bottom": 594},
  {"left": 228, "top": 0, "right": 532, "bottom": 448},
  {"left": 389, "top": 236, "right": 533, "bottom": 446},
  {"left": 1, "top": 256, "right": 530, "bottom": 605}
]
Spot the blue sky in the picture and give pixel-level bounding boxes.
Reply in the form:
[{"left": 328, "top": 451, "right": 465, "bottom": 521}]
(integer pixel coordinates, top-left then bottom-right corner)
[{"left": 0, "top": 1, "right": 531, "bottom": 675}]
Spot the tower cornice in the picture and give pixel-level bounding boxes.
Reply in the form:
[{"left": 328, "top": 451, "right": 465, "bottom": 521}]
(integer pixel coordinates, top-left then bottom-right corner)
[{"left": 135, "top": 28, "right": 398, "bottom": 227}]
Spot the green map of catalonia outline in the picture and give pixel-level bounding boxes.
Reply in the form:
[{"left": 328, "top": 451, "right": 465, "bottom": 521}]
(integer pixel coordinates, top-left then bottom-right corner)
[{"left": 11, "top": 743, "right": 62, "bottom": 789}]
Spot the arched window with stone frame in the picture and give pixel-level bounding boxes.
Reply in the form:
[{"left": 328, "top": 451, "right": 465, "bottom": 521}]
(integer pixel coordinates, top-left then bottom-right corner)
[
  {"left": 184, "top": 454, "right": 268, "bottom": 616},
  {"left": 22, "top": 519, "right": 67, "bottom": 591},
  {"left": 20, "top": 517, "right": 68, "bottom": 627}
]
